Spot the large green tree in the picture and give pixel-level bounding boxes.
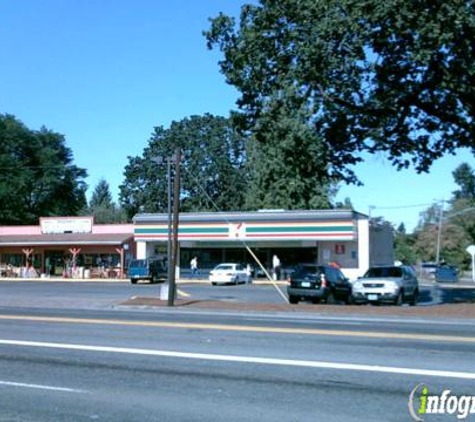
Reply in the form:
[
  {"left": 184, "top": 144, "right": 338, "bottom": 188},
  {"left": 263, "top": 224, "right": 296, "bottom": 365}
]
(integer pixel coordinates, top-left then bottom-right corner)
[
  {"left": 205, "top": 0, "right": 475, "bottom": 183},
  {"left": 119, "top": 114, "right": 247, "bottom": 218},
  {"left": 452, "top": 163, "right": 475, "bottom": 200},
  {"left": 448, "top": 163, "right": 475, "bottom": 265},
  {"left": 413, "top": 164, "right": 475, "bottom": 268},
  {"left": 0, "top": 114, "right": 87, "bottom": 225},
  {"left": 244, "top": 109, "right": 334, "bottom": 210},
  {"left": 393, "top": 223, "right": 418, "bottom": 265},
  {"left": 86, "top": 178, "right": 128, "bottom": 224}
]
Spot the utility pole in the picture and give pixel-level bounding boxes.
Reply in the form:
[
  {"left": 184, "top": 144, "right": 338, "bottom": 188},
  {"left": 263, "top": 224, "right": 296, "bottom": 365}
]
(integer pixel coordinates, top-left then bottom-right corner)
[
  {"left": 166, "top": 155, "right": 173, "bottom": 303},
  {"left": 153, "top": 155, "right": 174, "bottom": 302},
  {"left": 168, "top": 147, "right": 181, "bottom": 307}
]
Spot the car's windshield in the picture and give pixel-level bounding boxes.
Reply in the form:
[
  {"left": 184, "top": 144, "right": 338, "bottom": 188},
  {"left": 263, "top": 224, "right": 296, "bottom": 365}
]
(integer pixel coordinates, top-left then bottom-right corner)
[
  {"left": 294, "top": 265, "right": 322, "bottom": 277},
  {"left": 364, "top": 267, "right": 403, "bottom": 278},
  {"left": 215, "top": 264, "right": 234, "bottom": 271},
  {"left": 129, "top": 259, "right": 146, "bottom": 268}
]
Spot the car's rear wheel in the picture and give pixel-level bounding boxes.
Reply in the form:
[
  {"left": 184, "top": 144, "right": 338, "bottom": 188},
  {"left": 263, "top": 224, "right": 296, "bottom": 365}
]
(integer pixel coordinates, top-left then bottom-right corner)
[
  {"left": 326, "top": 292, "right": 336, "bottom": 305},
  {"left": 131, "top": 279, "right": 137, "bottom": 284},
  {"left": 288, "top": 295, "right": 299, "bottom": 304},
  {"left": 211, "top": 282, "right": 217, "bottom": 286},
  {"left": 410, "top": 290, "right": 418, "bottom": 306}
]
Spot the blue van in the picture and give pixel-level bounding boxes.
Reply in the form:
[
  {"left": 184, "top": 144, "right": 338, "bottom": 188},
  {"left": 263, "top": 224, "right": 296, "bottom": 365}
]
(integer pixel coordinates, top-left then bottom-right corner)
[{"left": 128, "top": 258, "right": 167, "bottom": 284}]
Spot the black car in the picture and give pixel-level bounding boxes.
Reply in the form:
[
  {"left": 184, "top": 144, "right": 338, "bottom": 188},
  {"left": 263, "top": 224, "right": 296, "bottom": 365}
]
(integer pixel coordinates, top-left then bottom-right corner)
[{"left": 287, "top": 264, "right": 352, "bottom": 304}]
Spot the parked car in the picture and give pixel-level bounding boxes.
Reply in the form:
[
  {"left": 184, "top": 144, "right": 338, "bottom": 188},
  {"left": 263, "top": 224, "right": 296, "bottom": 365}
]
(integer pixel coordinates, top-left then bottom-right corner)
[
  {"left": 435, "top": 265, "right": 459, "bottom": 283},
  {"left": 286, "top": 264, "right": 352, "bottom": 305},
  {"left": 209, "top": 263, "right": 250, "bottom": 285},
  {"left": 128, "top": 258, "right": 167, "bottom": 284},
  {"left": 421, "top": 262, "right": 438, "bottom": 274},
  {"left": 352, "top": 265, "right": 419, "bottom": 306}
]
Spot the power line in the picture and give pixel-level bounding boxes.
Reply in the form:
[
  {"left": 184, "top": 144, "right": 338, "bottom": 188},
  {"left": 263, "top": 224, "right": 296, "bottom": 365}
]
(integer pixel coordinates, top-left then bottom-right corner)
[
  {"left": 181, "top": 165, "right": 289, "bottom": 304},
  {"left": 370, "top": 202, "right": 434, "bottom": 210}
]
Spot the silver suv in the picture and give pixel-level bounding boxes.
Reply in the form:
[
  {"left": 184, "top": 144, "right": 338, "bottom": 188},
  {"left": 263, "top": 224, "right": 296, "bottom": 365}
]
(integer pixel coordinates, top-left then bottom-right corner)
[{"left": 352, "top": 265, "right": 419, "bottom": 306}]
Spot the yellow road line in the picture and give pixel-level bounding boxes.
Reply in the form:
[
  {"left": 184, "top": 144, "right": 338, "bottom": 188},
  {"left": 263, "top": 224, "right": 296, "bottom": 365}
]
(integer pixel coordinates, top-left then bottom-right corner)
[
  {"left": 177, "top": 288, "right": 190, "bottom": 298},
  {"left": 0, "top": 314, "right": 474, "bottom": 344}
]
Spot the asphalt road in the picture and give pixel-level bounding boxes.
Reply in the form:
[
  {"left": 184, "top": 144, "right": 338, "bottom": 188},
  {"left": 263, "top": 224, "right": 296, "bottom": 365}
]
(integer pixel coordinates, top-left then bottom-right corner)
[
  {"left": 0, "top": 282, "right": 474, "bottom": 421},
  {"left": 0, "top": 301, "right": 473, "bottom": 420}
]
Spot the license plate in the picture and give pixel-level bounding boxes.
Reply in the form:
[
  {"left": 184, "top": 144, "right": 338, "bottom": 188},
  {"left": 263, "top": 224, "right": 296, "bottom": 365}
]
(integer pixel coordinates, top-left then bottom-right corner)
[
  {"left": 368, "top": 294, "right": 378, "bottom": 301},
  {"left": 301, "top": 282, "right": 311, "bottom": 288}
]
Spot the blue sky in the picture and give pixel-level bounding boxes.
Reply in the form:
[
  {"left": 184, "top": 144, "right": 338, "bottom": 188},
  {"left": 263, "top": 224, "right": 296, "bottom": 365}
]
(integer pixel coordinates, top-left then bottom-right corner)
[{"left": 1, "top": 0, "right": 474, "bottom": 232}]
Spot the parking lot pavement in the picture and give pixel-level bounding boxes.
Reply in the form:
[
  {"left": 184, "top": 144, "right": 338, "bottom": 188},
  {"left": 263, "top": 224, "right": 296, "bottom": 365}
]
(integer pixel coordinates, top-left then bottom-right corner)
[
  {"left": 122, "top": 281, "right": 475, "bottom": 320},
  {"left": 1, "top": 277, "right": 474, "bottom": 320}
]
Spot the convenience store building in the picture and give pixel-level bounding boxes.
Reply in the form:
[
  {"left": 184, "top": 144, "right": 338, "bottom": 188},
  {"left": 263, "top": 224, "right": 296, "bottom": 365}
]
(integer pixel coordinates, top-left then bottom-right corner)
[{"left": 133, "top": 209, "right": 393, "bottom": 280}]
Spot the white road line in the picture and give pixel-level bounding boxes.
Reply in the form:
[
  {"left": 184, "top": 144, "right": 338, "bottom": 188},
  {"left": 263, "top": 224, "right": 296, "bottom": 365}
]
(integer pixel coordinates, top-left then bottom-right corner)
[
  {"left": 0, "top": 339, "right": 474, "bottom": 380},
  {"left": 0, "top": 380, "right": 85, "bottom": 393}
]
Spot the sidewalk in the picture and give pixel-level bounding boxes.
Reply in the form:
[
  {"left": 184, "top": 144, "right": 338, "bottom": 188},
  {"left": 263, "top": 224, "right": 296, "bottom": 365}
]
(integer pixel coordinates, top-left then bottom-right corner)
[{"left": 119, "top": 297, "right": 475, "bottom": 320}]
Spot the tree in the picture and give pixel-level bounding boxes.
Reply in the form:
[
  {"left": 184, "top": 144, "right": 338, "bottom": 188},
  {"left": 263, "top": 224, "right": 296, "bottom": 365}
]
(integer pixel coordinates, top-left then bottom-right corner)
[
  {"left": 119, "top": 114, "right": 248, "bottom": 218},
  {"left": 87, "top": 179, "right": 128, "bottom": 224},
  {"left": 90, "top": 179, "right": 114, "bottom": 209},
  {"left": 244, "top": 114, "right": 334, "bottom": 209},
  {"left": 0, "top": 114, "right": 87, "bottom": 225},
  {"left": 205, "top": 1, "right": 475, "bottom": 184},
  {"left": 414, "top": 222, "right": 470, "bottom": 268},
  {"left": 452, "top": 163, "right": 475, "bottom": 200},
  {"left": 393, "top": 223, "right": 418, "bottom": 265},
  {"left": 334, "top": 197, "right": 354, "bottom": 210}
]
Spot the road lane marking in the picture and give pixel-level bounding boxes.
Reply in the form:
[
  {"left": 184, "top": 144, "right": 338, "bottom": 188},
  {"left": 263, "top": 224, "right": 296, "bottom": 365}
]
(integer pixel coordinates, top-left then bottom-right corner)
[
  {"left": 177, "top": 288, "right": 191, "bottom": 298},
  {"left": 0, "top": 339, "right": 474, "bottom": 380},
  {"left": 0, "top": 380, "right": 85, "bottom": 393},
  {"left": 0, "top": 314, "right": 474, "bottom": 344}
]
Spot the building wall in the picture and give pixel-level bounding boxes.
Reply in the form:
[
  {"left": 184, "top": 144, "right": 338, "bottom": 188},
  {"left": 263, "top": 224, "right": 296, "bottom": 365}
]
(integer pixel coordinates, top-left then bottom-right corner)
[
  {"left": 370, "top": 222, "right": 394, "bottom": 267},
  {"left": 133, "top": 210, "right": 378, "bottom": 280},
  {"left": 0, "top": 219, "right": 135, "bottom": 278}
]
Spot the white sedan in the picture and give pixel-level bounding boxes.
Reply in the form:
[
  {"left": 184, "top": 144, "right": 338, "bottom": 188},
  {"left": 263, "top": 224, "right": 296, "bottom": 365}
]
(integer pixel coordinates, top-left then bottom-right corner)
[{"left": 209, "top": 263, "right": 250, "bottom": 285}]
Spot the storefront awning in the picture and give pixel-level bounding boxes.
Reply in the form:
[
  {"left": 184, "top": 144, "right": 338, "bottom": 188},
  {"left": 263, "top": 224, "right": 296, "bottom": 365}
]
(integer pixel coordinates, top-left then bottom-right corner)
[{"left": 0, "top": 233, "right": 133, "bottom": 247}]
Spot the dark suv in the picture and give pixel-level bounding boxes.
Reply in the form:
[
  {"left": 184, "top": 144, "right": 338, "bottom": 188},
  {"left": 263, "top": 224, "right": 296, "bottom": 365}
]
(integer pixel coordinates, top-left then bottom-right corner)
[
  {"left": 128, "top": 258, "right": 167, "bottom": 284},
  {"left": 287, "top": 264, "right": 352, "bottom": 304}
]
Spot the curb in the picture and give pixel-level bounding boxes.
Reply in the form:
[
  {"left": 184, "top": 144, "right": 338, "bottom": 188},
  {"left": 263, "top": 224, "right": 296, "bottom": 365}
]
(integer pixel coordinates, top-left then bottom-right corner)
[
  {"left": 0, "top": 277, "right": 127, "bottom": 283},
  {"left": 0, "top": 277, "right": 288, "bottom": 286}
]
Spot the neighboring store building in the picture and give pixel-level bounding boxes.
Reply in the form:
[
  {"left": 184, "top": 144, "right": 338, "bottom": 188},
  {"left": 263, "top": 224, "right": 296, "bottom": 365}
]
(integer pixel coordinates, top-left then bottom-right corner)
[
  {"left": 0, "top": 217, "right": 134, "bottom": 278},
  {"left": 133, "top": 209, "right": 393, "bottom": 280}
]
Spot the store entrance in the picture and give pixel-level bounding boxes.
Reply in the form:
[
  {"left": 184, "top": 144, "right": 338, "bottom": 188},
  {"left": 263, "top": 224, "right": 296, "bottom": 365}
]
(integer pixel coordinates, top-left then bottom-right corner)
[{"left": 44, "top": 250, "right": 66, "bottom": 276}]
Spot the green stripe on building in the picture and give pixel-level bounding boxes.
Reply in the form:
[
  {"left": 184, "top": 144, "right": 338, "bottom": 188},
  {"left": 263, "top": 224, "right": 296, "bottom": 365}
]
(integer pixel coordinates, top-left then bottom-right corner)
[
  {"left": 135, "top": 227, "right": 228, "bottom": 235},
  {"left": 246, "top": 226, "right": 354, "bottom": 233}
]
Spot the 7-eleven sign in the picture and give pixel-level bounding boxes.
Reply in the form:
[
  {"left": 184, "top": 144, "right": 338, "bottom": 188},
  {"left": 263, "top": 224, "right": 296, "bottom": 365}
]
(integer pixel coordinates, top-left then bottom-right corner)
[{"left": 229, "top": 222, "right": 246, "bottom": 239}]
